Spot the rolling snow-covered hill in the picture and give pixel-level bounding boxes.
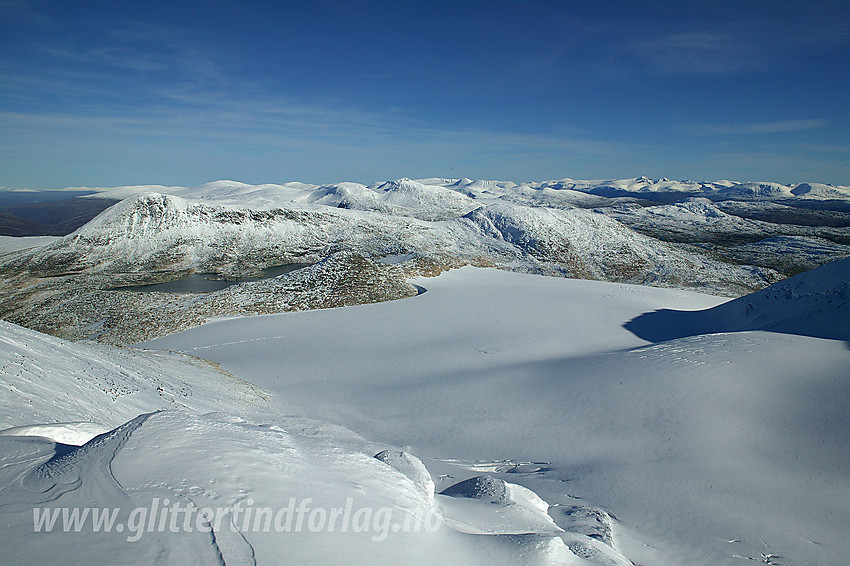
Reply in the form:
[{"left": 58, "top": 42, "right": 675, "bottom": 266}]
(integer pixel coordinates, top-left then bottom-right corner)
[{"left": 626, "top": 256, "right": 850, "bottom": 342}]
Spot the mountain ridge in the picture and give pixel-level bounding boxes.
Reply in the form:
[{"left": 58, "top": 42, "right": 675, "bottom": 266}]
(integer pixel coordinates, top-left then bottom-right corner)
[{"left": 2, "top": 175, "right": 848, "bottom": 344}]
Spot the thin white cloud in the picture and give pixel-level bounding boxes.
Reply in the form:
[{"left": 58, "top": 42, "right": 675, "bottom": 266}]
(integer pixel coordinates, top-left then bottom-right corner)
[
  {"left": 29, "top": 20, "right": 231, "bottom": 90},
  {"left": 0, "top": 0, "right": 51, "bottom": 24},
  {"left": 35, "top": 44, "right": 169, "bottom": 72},
  {"left": 631, "top": 31, "right": 759, "bottom": 76},
  {"left": 790, "top": 142, "right": 850, "bottom": 154},
  {"left": 685, "top": 119, "right": 828, "bottom": 135},
  {"left": 628, "top": 6, "right": 850, "bottom": 77}
]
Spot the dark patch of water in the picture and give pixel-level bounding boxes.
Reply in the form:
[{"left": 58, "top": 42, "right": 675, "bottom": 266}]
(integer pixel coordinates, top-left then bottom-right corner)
[{"left": 122, "top": 263, "right": 311, "bottom": 293}]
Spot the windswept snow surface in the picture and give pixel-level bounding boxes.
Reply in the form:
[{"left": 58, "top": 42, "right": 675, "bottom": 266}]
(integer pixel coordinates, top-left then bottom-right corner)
[
  {"left": 142, "top": 266, "right": 850, "bottom": 566},
  {"left": 0, "top": 319, "right": 593, "bottom": 565},
  {"left": 0, "top": 319, "right": 274, "bottom": 434}
]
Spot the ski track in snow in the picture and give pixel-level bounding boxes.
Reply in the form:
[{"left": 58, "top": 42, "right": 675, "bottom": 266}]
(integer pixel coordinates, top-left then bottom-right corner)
[
  {"left": 24, "top": 414, "right": 143, "bottom": 496},
  {"left": 184, "top": 334, "right": 292, "bottom": 351}
]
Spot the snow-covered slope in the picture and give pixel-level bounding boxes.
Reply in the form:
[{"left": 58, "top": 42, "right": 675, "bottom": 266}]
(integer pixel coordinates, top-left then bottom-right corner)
[
  {"left": 0, "top": 235, "right": 60, "bottom": 254},
  {"left": 626, "top": 256, "right": 850, "bottom": 342},
  {"left": 142, "top": 265, "right": 850, "bottom": 565},
  {"left": 460, "top": 201, "right": 774, "bottom": 288},
  {"left": 0, "top": 320, "right": 272, "bottom": 431},
  {"left": 0, "top": 320, "right": 621, "bottom": 565},
  {"left": 140, "top": 265, "right": 850, "bottom": 566}
]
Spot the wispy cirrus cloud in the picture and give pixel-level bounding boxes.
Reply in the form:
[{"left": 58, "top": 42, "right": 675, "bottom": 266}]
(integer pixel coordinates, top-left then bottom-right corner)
[
  {"left": 631, "top": 31, "right": 762, "bottom": 76},
  {"left": 0, "top": 0, "right": 51, "bottom": 24},
  {"left": 36, "top": 44, "right": 170, "bottom": 72},
  {"left": 18, "top": 20, "right": 232, "bottom": 103},
  {"left": 627, "top": 3, "right": 850, "bottom": 77},
  {"left": 684, "top": 119, "right": 828, "bottom": 136}
]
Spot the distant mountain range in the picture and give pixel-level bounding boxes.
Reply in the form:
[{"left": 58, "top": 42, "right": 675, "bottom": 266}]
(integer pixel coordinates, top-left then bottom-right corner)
[
  {"left": 1, "top": 176, "right": 849, "bottom": 344},
  {"left": 3, "top": 176, "right": 849, "bottom": 237}
]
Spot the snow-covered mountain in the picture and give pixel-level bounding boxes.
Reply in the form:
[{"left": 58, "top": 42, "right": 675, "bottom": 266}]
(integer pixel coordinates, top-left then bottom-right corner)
[
  {"left": 2, "top": 175, "right": 848, "bottom": 345},
  {"left": 790, "top": 182, "right": 850, "bottom": 199},
  {"left": 76, "top": 176, "right": 850, "bottom": 203},
  {"left": 15, "top": 182, "right": 784, "bottom": 286}
]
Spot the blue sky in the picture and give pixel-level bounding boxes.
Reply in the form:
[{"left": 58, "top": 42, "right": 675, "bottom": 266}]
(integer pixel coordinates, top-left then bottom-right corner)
[{"left": 1, "top": 0, "right": 849, "bottom": 188}]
